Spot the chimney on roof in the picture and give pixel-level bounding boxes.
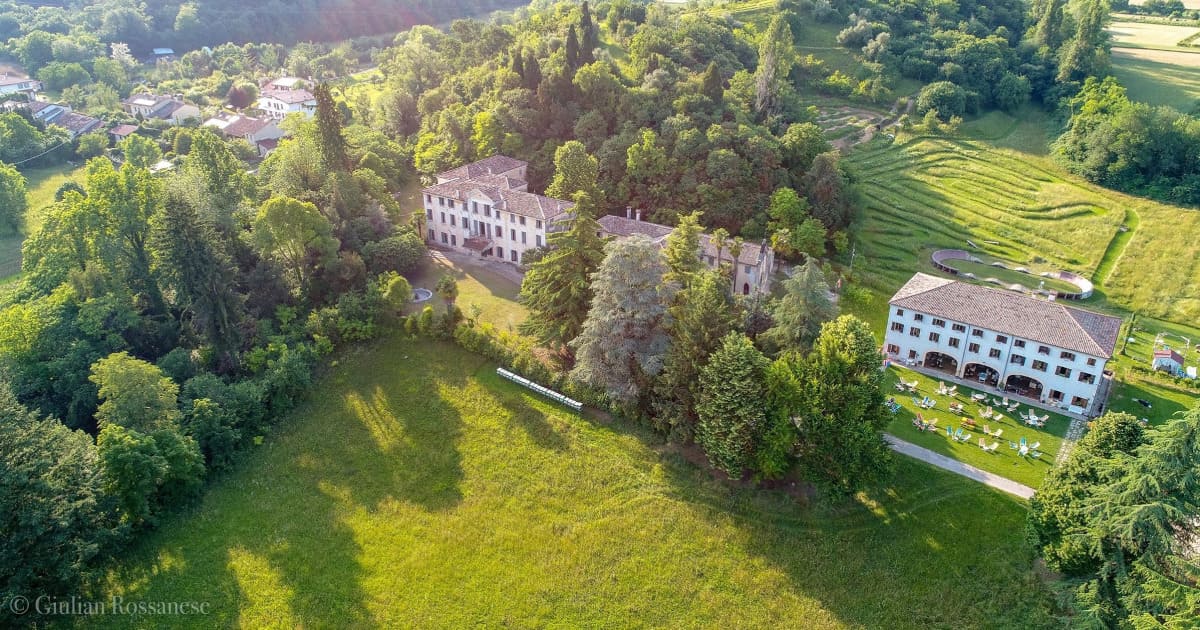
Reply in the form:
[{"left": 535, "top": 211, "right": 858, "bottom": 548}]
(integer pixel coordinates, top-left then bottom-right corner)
[{"left": 635, "top": 209, "right": 641, "bottom": 222}]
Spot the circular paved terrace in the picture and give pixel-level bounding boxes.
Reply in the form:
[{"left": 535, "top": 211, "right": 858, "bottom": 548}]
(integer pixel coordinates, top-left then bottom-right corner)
[{"left": 931, "top": 249, "right": 1093, "bottom": 300}]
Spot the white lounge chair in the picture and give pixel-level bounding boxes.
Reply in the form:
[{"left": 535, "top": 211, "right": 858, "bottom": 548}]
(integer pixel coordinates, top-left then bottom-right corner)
[
  {"left": 978, "top": 437, "right": 988, "bottom": 449},
  {"left": 992, "top": 428, "right": 1002, "bottom": 439},
  {"left": 1030, "top": 441, "right": 1040, "bottom": 451},
  {"left": 987, "top": 441, "right": 1000, "bottom": 453}
]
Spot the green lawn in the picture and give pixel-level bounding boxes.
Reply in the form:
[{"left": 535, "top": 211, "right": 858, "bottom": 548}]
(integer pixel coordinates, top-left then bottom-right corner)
[
  {"left": 883, "top": 367, "right": 1069, "bottom": 489},
  {"left": 844, "top": 112, "right": 1200, "bottom": 326},
  {"left": 0, "top": 164, "right": 88, "bottom": 282},
  {"left": 91, "top": 338, "right": 1055, "bottom": 628},
  {"left": 1110, "top": 48, "right": 1200, "bottom": 110},
  {"left": 405, "top": 252, "right": 527, "bottom": 332}
]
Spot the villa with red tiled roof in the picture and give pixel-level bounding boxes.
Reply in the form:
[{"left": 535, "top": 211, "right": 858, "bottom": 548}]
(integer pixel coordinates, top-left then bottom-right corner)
[{"left": 884, "top": 273, "right": 1122, "bottom": 416}]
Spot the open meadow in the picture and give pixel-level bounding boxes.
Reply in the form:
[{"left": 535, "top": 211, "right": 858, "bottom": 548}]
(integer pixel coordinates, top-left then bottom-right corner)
[
  {"left": 1106, "top": 19, "right": 1200, "bottom": 108},
  {"left": 0, "top": 164, "right": 87, "bottom": 282},
  {"left": 90, "top": 338, "right": 1055, "bottom": 628}
]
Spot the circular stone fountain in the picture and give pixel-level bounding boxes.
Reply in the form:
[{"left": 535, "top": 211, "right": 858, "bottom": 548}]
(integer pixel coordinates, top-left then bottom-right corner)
[{"left": 412, "top": 288, "right": 433, "bottom": 303}]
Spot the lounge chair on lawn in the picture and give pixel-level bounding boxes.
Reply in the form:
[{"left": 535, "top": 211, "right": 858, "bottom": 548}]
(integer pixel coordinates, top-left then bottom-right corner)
[
  {"left": 895, "top": 381, "right": 907, "bottom": 392},
  {"left": 1007, "top": 402, "right": 1020, "bottom": 413},
  {"left": 949, "top": 402, "right": 964, "bottom": 414},
  {"left": 947, "top": 385, "right": 957, "bottom": 396},
  {"left": 947, "top": 426, "right": 954, "bottom": 438},
  {"left": 1030, "top": 450, "right": 1042, "bottom": 459},
  {"left": 978, "top": 437, "right": 988, "bottom": 449},
  {"left": 937, "top": 382, "right": 949, "bottom": 395},
  {"left": 986, "top": 441, "right": 1000, "bottom": 453},
  {"left": 926, "top": 419, "right": 938, "bottom": 431},
  {"left": 980, "top": 407, "right": 993, "bottom": 419},
  {"left": 1009, "top": 441, "right": 1019, "bottom": 450},
  {"left": 983, "top": 424, "right": 992, "bottom": 436},
  {"left": 1002, "top": 397, "right": 1010, "bottom": 407},
  {"left": 992, "top": 413, "right": 1004, "bottom": 423},
  {"left": 992, "top": 428, "right": 1002, "bottom": 439},
  {"left": 1039, "top": 414, "right": 1049, "bottom": 424},
  {"left": 953, "top": 428, "right": 964, "bottom": 441},
  {"left": 1029, "top": 441, "right": 1040, "bottom": 451},
  {"left": 959, "top": 433, "right": 972, "bottom": 443},
  {"left": 991, "top": 397, "right": 1004, "bottom": 407}
]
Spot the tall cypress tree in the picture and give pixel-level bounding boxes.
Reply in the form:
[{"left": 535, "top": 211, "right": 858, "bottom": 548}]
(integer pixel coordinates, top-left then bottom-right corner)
[
  {"left": 523, "top": 50, "right": 542, "bottom": 91},
  {"left": 565, "top": 25, "right": 581, "bottom": 70},
  {"left": 518, "top": 191, "right": 605, "bottom": 355},
  {"left": 580, "top": 1, "right": 598, "bottom": 64},
  {"left": 313, "top": 83, "right": 350, "bottom": 172}
]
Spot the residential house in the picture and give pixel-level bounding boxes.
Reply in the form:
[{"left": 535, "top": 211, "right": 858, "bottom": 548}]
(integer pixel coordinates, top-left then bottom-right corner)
[
  {"left": 0, "top": 73, "right": 41, "bottom": 97},
  {"left": 151, "top": 48, "right": 176, "bottom": 62},
  {"left": 422, "top": 155, "right": 573, "bottom": 264},
  {"left": 883, "top": 273, "right": 1122, "bottom": 416},
  {"left": 54, "top": 111, "right": 104, "bottom": 138},
  {"left": 203, "top": 113, "right": 284, "bottom": 156},
  {"left": 109, "top": 124, "right": 138, "bottom": 143},
  {"left": 121, "top": 94, "right": 200, "bottom": 125},
  {"left": 256, "top": 77, "right": 316, "bottom": 120},
  {"left": 596, "top": 210, "right": 775, "bottom": 295},
  {"left": 2, "top": 100, "right": 69, "bottom": 124}
]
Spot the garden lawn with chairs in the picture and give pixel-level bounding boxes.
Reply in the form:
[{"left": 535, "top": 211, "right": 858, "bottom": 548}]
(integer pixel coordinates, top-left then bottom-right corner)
[
  {"left": 91, "top": 338, "right": 1057, "bottom": 628},
  {"left": 883, "top": 366, "right": 1070, "bottom": 489}
]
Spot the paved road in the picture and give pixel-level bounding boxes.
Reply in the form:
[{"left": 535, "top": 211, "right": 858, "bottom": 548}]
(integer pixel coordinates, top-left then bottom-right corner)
[{"left": 884, "top": 434, "right": 1036, "bottom": 500}]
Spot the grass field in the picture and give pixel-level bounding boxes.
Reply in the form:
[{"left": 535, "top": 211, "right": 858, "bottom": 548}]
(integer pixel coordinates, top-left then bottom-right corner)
[
  {"left": 404, "top": 251, "right": 527, "bottom": 331},
  {"left": 0, "top": 164, "right": 87, "bottom": 282},
  {"left": 883, "top": 367, "right": 1068, "bottom": 489},
  {"left": 1108, "top": 20, "right": 1200, "bottom": 50},
  {"left": 91, "top": 338, "right": 1055, "bottom": 628},
  {"left": 845, "top": 112, "right": 1200, "bottom": 325},
  {"left": 1110, "top": 48, "right": 1200, "bottom": 109}
]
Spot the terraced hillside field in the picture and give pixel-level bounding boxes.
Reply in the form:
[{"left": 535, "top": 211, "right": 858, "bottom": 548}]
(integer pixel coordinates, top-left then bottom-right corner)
[
  {"left": 845, "top": 136, "right": 1125, "bottom": 289},
  {"left": 845, "top": 124, "right": 1200, "bottom": 324}
]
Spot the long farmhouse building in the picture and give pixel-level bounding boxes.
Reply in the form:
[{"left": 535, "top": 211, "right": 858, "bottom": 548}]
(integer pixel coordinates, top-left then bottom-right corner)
[
  {"left": 423, "top": 155, "right": 775, "bottom": 295},
  {"left": 884, "top": 273, "right": 1121, "bottom": 416}
]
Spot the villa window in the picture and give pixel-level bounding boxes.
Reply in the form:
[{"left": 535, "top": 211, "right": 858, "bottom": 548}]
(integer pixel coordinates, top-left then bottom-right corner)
[
  {"left": 1010, "top": 354, "right": 1025, "bottom": 366},
  {"left": 1055, "top": 366, "right": 1072, "bottom": 378},
  {"left": 438, "top": 197, "right": 445, "bottom": 206},
  {"left": 1071, "top": 396, "right": 1090, "bottom": 408},
  {"left": 449, "top": 200, "right": 455, "bottom": 209},
  {"left": 968, "top": 343, "right": 980, "bottom": 353},
  {"left": 1086, "top": 358, "right": 1097, "bottom": 367},
  {"left": 914, "top": 314, "right": 924, "bottom": 322},
  {"left": 536, "top": 235, "right": 542, "bottom": 247},
  {"left": 972, "top": 329, "right": 984, "bottom": 337},
  {"left": 928, "top": 332, "right": 940, "bottom": 343},
  {"left": 519, "top": 216, "right": 526, "bottom": 226},
  {"left": 886, "top": 344, "right": 900, "bottom": 354},
  {"left": 521, "top": 232, "right": 527, "bottom": 244},
  {"left": 440, "top": 212, "right": 446, "bottom": 224},
  {"left": 1038, "top": 346, "right": 1050, "bottom": 355},
  {"left": 744, "top": 264, "right": 753, "bottom": 274},
  {"left": 952, "top": 323, "right": 966, "bottom": 332},
  {"left": 472, "top": 201, "right": 478, "bottom": 212},
  {"left": 891, "top": 322, "right": 904, "bottom": 332},
  {"left": 909, "top": 327, "right": 921, "bottom": 337},
  {"left": 1014, "top": 340, "right": 1026, "bottom": 348},
  {"left": 948, "top": 338, "right": 960, "bottom": 348},
  {"left": 511, "top": 250, "right": 518, "bottom": 262},
  {"left": 511, "top": 229, "right": 516, "bottom": 241},
  {"left": 440, "top": 233, "right": 447, "bottom": 244},
  {"left": 908, "top": 350, "right": 918, "bottom": 359},
  {"left": 989, "top": 348, "right": 1002, "bottom": 359},
  {"left": 1078, "top": 372, "right": 1095, "bottom": 384},
  {"left": 996, "top": 335, "right": 1009, "bottom": 344},
  {"left": 425, "top": 194, "right": 432, "bottom": 203},
  {"left": 1049, "top": 390, "right": 1064, "bottom": 402},
  {"left": 485, "top": 206, "right": 492, "bottom": 217},
  {"left": 450, "top": 235, "right": 456, "bottom": 246},
  {"left": 932, "top": 318, "right": 946, "bottom": 327},
  {"left": 1032, "top": 360, "right": 1047, "bottom": 372},
  {"left": 496, "top": 224, "right": 502, "bottom": 236},
  {"left": 1061, "top": 351, "right": 1076, "bottom": 361},
  {"left": 895, "top": 309, "right": 905, "bottom": 317},
  {"left": 450, "top": 216, "right": 456, "bottom": 227},
  {"left": 426, "top": 209, "right": 432, "bottom": 219},
  {"left": 497, "top": 247, "right": 504, "bottom": 258},
  {"left": 536, "top": 220, "right": 543, "bottom": 229}
]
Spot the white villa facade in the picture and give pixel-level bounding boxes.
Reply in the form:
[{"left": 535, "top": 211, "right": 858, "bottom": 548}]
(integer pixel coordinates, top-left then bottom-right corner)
[
  {"left": 422, "top": 156, "right": 572, "bottom": 264},
  {"left": 883, "top": 273, "right": 1121, "bottom": 416},
  {"left": 0, "top": 73, "right": 40, "bottom": 97},
  {"left": 256, "top": 77, "right": 316, "bottom": 120},
  {"left": 596, "top": 211, "right": 775, "bottom": 295}
]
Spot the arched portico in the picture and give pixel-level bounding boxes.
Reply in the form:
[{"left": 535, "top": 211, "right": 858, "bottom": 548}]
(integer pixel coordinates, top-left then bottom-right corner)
[
  {"left": 963, "top": 362, "right": 1000, "bottom": 387},
  {"left": 1004, "top": 373, "right": 1044, "bottom": 400},
  {"left": 923, "top": 351, "right": 959, "bottom": 376}
]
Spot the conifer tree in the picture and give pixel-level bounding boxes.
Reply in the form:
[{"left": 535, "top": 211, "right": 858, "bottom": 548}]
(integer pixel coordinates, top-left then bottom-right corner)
[
  {"left": 696, "top": 332, "right": 770, "bottom": 477},
  {"left": 518, "top": 191, "right": 605, "bottom": 354},
  {"left": 662, "top": 211, "right": 704, "bottom": 289},
  {"left": 545, "top": 140, "right": 599, "bottom": 201},
  {"left": 565, "top": 25, "right": 581, "bottom": 70},
  {"left": 761, "top": 257, "right": 836, "bottom": 354},
  {"left": 570, "top": 235, "right": 673, "bottom": 411},
  {"left": 314, "top": 83, "right": 350, "bottom": 171},
  {"left": 580, "top": 1, "right": 598, "bottom": 64},
  {"left": 653, "top": 268, "right": 738, "bottom": 438}
]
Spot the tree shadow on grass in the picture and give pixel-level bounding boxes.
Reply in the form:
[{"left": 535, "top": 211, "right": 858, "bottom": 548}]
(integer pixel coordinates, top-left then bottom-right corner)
[
  {"left": 652, "top": 453, "right": 1057, "bottom": 628},
  {"left": 94, "top": 339, "right": 476, "bottom": 627}
]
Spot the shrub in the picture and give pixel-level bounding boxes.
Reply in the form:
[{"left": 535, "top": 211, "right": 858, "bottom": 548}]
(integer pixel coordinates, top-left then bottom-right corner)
[
  {"left": 363, "top": 232, "right": 426, "bottom": 276},
  {"left": 916, "top": 81, "right": 966, "bottom": 120}
]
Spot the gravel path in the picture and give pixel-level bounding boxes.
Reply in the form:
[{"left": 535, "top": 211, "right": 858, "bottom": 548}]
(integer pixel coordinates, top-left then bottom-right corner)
[{"left": 884, "top": 434, "right": 1036, "bottom": 499}]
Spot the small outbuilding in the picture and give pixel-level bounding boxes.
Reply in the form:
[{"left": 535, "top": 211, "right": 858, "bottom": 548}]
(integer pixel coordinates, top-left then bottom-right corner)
[{"left": 1152, "top": 349, "right": 1185, "bottom": 376}]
